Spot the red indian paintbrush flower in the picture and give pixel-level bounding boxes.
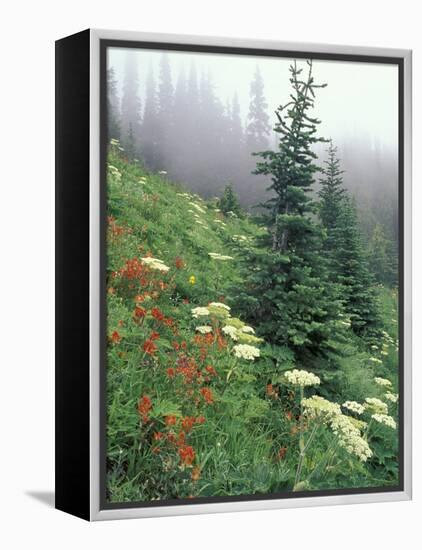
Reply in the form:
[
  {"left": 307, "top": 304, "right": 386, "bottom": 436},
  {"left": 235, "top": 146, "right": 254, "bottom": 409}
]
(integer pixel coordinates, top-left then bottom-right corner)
[
  {"left": 181, "top": 416, "right": 196, "bottom": 432},
  {"left": 200, "top": 387, "right": 214, "bottom": 404},
  {"left": 165, "top": 415, "right": 177, "bottom": 426},
  {"left": 151, "top": 307, "right": 165, "bottom": 321},
  {"left": 110, "top": 331, "right": 121, "bottom": 344},
  {"left": 174, "top": 257, "right": 185, "bottom": 269},
  {"left": 143, "top": 339, "right": 157, "bottom": 355},
  {"left": 137, "top": 395, "right": 152, "bottom": 422},
  {"left": 179, "top": 445, "right": 195, "bottom": 466},
  {"left": 134, "top": 306, "right": 146, "bottom": 319}
]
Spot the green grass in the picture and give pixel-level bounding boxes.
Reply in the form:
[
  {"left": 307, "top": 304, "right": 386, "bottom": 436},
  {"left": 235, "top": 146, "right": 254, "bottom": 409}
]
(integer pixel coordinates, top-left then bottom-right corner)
[{"left": 105, "top": 148, "right": 400, "bottom": 503}]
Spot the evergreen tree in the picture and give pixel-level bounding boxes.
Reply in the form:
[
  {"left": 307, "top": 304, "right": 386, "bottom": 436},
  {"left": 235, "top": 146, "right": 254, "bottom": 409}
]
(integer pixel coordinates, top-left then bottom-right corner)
[
  {"left": 318, "top": 141, "right": 345, "bottom": 231},
  {"left": 196, "top": 71, "right": 227, "bottom": 191},
  {"left": 218, "top": 183, "right": 243, "bottom": 217},
  {"left": 156, "top": 54, "right": 174, "bottom": 169},
  {"left": 107, "top": 67, "right": 120, "bottom": 141},
  {"left": 246, "top": 65, "right": 271, "bottom": 152},
  {"left": 170, "top": 66, "right": 190, "bottom": 178},
  {"left": 368, "top": 223, "right": 398, "bottom": 287},
  {"left": 328, "top": 197, "right": 381, "bottom": 339},
  {"left": 120, "top": 51, "right": 142, "bottom": 157},
  {"left": 158, "top": 54, "right": 174, "bottom": 120},
  {"left": 141, "top": 67, "right": 160, "bottom": 170},
  {"left": 255, "top": 60, "right": 327, "bottom": 250},
  {"left": 237, "top": 61, "right": 343, "bottom": 360},
  {"left": 317, "top": 145, "right": 381, "bottom": 339},
  {"left": 229, "top": 92, "right": 243, "bottom": 148},
  {"left": 125, "top": 123, "right": 136, "bottom": 161}
]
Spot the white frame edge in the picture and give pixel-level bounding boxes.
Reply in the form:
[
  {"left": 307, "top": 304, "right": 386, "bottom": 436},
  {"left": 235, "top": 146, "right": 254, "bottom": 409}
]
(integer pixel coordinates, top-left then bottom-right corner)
[{"left": 89, "top": 29, "right": 412, "bottom": 521}]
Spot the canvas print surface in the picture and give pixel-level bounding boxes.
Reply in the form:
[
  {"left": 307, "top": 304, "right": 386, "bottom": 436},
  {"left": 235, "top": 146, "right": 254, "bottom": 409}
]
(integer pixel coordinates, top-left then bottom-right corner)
[{"left": 104, "top": 44, "right": 400, "bottom": 505}]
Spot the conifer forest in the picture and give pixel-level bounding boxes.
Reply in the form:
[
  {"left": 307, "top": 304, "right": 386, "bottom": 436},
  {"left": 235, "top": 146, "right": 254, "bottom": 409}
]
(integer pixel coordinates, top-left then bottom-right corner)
[{"left": 105, "top": 48, "right": 400, "bottom": 503}]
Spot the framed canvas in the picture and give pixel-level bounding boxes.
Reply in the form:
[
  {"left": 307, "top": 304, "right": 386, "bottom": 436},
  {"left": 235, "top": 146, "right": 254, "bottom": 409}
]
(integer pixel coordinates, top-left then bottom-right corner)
[{"left": 55, "top": 29, "right": 412, "bottom": 521}]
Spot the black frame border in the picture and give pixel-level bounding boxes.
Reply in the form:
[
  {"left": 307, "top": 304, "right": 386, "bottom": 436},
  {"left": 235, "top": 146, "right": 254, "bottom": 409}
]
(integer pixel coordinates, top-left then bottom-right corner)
[{"left": 99, "top": 38, "right": 405, "bottom": 512}]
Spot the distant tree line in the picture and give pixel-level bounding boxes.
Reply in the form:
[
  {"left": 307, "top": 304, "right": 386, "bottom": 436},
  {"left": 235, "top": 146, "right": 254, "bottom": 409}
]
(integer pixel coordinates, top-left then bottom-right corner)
[{"left": 107, "top": 53, "right": 272, "bottom": 206}]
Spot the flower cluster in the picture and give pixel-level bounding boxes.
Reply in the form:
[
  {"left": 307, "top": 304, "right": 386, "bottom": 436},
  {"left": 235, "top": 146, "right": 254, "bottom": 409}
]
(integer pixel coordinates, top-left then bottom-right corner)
[
  {"left": 342, "top": 401, "right": 365, "bottom": 415},
  {"left": 137, "top": 395, "right": 152, "bottom": 423},
  {"left": 385, "top": 392, "right": 399, "bottom": 403},
  {"left": 284, "top": 369, "right": 321, "bottom": 388},
  {"left": 222, "top": 325, "right": 239, "bottom": 340},
  {"left": 188, "top": 201, "right": 207, "bottom": 214},
  {"left": 196, "top": 325, "right": 212, "bottom": 334},
  {"left": 208, "top": 252, "right": 234, "bottom": 261},
  {"left": 191, "top": 307, "right": 210, "bottom": 319},
  {"left": 371, "top": 413, "right": 397, "bottom": 429},
  {"left": 330, "top": 414, "right": 373, "bottom": 462},
  {"left": 222, "top": 323, "right": 261, "bottom": 345},
  {"left": 364, "top": 397, "right": 388, "bottom": 415},
  {"left": 374, "top": 377, "right": 392, "bottom": 387},
  {"left": 232, "top": 344, "right": 260, "bottom": 361},
  {"left": 110, "top": 330, "right": 122, "bottom": 344},
  {"left": 141, "top": 256, "right": 170, "bottom": 273},
  {"left": 209, "top": 302, "right": 231, "bottom": 311},
  {"left": 108, "top": 163, "right": 122, "bottom": 182},
  {"left": 302, "top": 395, "right": 341, "bottom": 420},
  {"left": 207, "top": 303, "right": 231, "bottom": 319}
]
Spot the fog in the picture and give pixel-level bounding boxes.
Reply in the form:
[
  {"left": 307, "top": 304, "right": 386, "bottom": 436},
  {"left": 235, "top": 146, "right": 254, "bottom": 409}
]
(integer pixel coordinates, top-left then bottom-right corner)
[{"left": 107, "top": 47, "right": 399, "bottom": 241}]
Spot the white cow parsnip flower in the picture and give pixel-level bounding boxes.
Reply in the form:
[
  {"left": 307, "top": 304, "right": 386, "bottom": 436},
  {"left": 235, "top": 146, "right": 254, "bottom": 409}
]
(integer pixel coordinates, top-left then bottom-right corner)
[
  {"left": 374, "top": 377, "right": 392, "bottom": 387},
  {"left": 284, "top": 369, "right": 320, "bottom": 387},
  {"left": 342, "top": 401, "right": 365, "bottom": 415},
  {"left": 191, "top": 307, "right": 210, "bottom": 319},
  {"left": 371, "top": 413, "right": 396, "bottom": 429},
  {"left": 364, "top": 397, "right": 388, "bottom": 415},
  {"left": 195, "top": 326, "right": 212, "bottom": 334},
  {"left": 232, "top": 344, "right": 260, "bottom": 361}
]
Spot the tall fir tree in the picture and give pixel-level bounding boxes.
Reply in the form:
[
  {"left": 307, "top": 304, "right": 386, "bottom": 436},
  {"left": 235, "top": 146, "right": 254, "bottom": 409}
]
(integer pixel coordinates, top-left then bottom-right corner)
[
  {"left": 246, "top": 65, "right": 271, "bottom": 152},
  {"left": 170, "top": 66, "right": 190, "bottom": 178},
  {"left": 327, "top": 197, "right": 381, "bottom": 339},
  {"left": 120, "top": 51, "right": 142, "bottom": 157},
  {"left": 217, "top": 183, "right": 243, "bottom": 217},
  {"left": 237, "top": 61, "right": 343, "bottom": 361},
  {"left": 125, "top": 123, "right": 136, "bottom": 161},
  {"left": 141, "top": 67, "right": 160, "bottom": 170},
  {"left": 318, "top": 141, "right": 345, "bottom": 232},
  {"left": 107, "top": 67, "right": 121, "bottom": 141},
  {"left": 255, "top": 60, "right": 327, "bottom": 250},
  {"left": 229, "top": 92, "right": 243, "bottom": 148},
  {"left": 317, "top": 145, "right": 381, "bottom": 339},
  {"left": 156, "top": 53, "right": 174, "bottom": 169}
]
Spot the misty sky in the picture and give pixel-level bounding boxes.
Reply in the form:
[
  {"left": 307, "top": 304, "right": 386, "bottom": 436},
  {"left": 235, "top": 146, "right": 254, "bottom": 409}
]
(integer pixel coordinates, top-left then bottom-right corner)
[{"left": 108, "top": 47, "right": 398, "bottom": 154}]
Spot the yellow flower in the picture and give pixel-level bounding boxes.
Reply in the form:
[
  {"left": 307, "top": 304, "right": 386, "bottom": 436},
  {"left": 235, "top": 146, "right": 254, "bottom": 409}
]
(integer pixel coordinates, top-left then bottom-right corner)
[{"left": 189, "top": 275, "right": 196, "bottom": 285}]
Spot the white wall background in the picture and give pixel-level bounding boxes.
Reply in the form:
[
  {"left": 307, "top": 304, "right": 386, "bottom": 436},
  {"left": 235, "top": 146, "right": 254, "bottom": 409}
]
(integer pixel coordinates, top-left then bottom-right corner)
[{"left": 0, "top": 1, "right": 419, "bottom": 548}]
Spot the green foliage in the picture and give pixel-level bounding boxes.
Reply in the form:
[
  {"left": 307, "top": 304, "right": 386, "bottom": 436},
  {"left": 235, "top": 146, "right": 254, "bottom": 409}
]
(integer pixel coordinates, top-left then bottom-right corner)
[
  {"left": 328, "top": 197, "right": 381, "bottom": 341},
  {"left": 217, "top": 183, "right": 243, "bottom": 218},
  {"left": 318, "top": 141, "right": 345, "bottom": 231},
  {"left": 368, "top": 223, "right": 398, "bottom": 287},
  {"left": 246, "top": 66, "right": 271, "bottom": 152},
  {"left": 238, "top": 61, "right": 344, "bottom": 361},
  {"left": 317, "top": 144, "right": 381, "bottom": 343}
]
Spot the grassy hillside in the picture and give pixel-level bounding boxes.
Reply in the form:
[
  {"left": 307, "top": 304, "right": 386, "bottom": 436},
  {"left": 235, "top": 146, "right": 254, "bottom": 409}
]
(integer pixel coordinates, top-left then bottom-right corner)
[{"left": 105, "top": 146, "right": 399, "bottom": 503}]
